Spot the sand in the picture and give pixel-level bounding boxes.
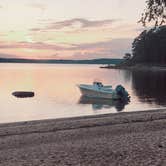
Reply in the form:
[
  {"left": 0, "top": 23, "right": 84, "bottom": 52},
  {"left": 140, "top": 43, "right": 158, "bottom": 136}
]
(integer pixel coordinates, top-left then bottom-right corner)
[{"left": 0, "top": 109, "right": 166, "bottom": 166}]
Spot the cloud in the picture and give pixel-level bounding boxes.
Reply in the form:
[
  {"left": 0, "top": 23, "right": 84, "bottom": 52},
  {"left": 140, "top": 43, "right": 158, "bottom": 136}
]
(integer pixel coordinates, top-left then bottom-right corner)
[
  {"left": 0, "top": 53, "right": 19, "bottom": 59},
  {"left": 71, "top": 38, "right": 133, "bottom": 58},
  {"left": 0, "top": 38, "right": 133, "bottom": 59},
  {"left": 72, "top": 51, "right": 110, "bottom": 60},
  {"left": 29, "top": 18, "right": 118, "bottom": 33},
  {"left": 0, "top": 41, "right": 68, "bottom": 50},
  {"left": 72, "top": 38, "right": 132, "bottom": 51},
  {"left": 28, "top": 3, "right": 47, "bottom": 11},
  {"left": 30, "top": 28, "right": 41, "bottom": 32},
  {"left": 45, "top": 18, "right": 117, "bottom": 30}
]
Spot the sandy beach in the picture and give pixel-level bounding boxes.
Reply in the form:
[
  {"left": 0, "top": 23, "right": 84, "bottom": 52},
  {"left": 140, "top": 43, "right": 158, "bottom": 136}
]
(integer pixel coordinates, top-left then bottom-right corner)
[{"left": 0, "top": 109, "right": 166, "bottom": 166}]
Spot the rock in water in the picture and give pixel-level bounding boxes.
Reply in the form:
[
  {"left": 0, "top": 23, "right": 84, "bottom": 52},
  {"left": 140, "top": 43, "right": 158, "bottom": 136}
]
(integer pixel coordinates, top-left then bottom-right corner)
[{"left": 12, "top": 91, "right": 35, "bottom": 98}]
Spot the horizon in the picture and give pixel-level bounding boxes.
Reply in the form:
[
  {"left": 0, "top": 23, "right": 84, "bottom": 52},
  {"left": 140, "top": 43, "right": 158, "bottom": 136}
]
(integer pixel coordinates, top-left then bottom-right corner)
[
  {"left": 0, "top": 0, "right": 146, "bottom": 60},
  {"left": 0, "top": 57, "right": 122, "bottom": 60}
]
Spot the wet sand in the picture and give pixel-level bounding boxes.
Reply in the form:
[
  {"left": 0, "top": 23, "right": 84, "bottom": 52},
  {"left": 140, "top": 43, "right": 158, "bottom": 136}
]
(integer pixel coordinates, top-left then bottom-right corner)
[{"left": 0, "top": 109, "right": 166, "bottom": 166}]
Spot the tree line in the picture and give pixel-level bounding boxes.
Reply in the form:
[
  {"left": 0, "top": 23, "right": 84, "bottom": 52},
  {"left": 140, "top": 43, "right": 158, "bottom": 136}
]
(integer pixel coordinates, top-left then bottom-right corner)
[{"left": 123, "top": 0, "right": 166, "bottom": 65}]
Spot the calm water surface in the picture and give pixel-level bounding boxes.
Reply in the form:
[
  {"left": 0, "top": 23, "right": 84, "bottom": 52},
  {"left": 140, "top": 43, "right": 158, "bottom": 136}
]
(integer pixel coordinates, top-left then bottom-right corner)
[{"left": 0, "top": 63, "right": 165, "bottom": 123}]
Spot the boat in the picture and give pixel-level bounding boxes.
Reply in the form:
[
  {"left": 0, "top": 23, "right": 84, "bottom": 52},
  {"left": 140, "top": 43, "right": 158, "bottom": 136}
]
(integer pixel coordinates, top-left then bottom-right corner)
[{"left": 77, "top": 82, "right": 130, "bottom": 100}]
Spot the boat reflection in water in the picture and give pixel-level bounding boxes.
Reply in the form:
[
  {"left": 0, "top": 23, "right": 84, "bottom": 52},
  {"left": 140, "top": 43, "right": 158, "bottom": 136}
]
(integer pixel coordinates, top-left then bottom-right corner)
[{"left": 79, "top": 96, "right": 129, "bottom": 112}]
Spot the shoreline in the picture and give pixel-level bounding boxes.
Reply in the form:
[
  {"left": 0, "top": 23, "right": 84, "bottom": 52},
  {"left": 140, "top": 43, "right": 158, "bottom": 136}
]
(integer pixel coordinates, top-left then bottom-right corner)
[
  {"left": 100, "top": 64, "right": 166, "bottom": 71},
  {"left": 0, "top": 108, "right": 166, "bottom": 128},
  {"left": 0, "top": 109, "right": 166, "bottom": 165}
]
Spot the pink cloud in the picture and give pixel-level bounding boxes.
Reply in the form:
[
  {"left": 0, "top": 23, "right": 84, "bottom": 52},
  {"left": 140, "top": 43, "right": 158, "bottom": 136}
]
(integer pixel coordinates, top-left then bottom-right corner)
[
  {"left": 0, "top": 38, "right": 132, "bottom": 59},
  {"left": 0, "top": 41, "right": 69, "bottom": 50}
]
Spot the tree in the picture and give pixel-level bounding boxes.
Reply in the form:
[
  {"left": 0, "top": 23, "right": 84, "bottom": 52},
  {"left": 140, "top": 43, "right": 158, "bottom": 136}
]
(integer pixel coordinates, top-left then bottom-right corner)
[
  {"left": 131, "top": 26, "right": 166, "bottom": 65},
  {"left": 139, "top": 0, "right": 166, "bottom": 26},
  {"left": 131, "top": 30, "right": 147, "bottom": 63},
  {"left": 123, "top": 53, "right": 132, "bottom": 60}
]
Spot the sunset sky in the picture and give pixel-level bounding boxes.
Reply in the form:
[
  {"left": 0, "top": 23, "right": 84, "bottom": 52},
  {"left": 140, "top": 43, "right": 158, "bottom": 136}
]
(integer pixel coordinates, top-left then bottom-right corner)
[{"left": 0, "top": 0, "right": 146, "bottom": 59}]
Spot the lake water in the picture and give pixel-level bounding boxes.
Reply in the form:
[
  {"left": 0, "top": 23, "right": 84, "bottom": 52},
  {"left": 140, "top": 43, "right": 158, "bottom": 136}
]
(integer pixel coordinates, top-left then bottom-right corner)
[{"left": 0, "top": 63, "right": 165, "bottom": 123}]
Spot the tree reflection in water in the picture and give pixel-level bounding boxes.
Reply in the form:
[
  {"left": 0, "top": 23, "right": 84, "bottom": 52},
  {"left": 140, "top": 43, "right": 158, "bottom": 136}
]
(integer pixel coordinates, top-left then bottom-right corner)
[
  {"left": 131, "top": 70, "right": 166, "bottom": 106},
  {"left": 79, "top": 96, "right": 129, "bottom": 112}
]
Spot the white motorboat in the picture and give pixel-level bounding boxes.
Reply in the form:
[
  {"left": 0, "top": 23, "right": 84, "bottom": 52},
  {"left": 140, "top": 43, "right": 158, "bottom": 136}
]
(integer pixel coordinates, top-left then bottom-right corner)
[{"left": 77, "top": 82, "right": 129, "bottom": 100}]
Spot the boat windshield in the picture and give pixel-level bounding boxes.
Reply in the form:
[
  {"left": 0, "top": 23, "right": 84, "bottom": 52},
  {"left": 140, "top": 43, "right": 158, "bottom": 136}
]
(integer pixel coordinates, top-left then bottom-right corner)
[{"left": 93, "top": 82, "right": 103, "bottom": 88}]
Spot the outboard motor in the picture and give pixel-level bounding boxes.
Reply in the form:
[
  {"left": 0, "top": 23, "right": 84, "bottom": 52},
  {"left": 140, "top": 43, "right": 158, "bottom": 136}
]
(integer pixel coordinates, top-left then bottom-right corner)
[{"left": 115, "top": 85, "right": 130, "bottom": 100}]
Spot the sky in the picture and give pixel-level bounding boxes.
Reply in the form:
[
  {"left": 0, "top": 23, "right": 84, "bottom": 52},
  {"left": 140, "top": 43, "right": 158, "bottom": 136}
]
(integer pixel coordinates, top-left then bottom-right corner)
[{"left": 0, "top": 0, "right": 146, "bottom": 60}]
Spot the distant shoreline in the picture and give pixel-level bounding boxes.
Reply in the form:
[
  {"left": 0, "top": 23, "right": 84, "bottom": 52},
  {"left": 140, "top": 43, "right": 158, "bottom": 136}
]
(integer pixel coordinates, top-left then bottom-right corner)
[{"left": 0, "top": 58, "right": 123, "bottom": 65}]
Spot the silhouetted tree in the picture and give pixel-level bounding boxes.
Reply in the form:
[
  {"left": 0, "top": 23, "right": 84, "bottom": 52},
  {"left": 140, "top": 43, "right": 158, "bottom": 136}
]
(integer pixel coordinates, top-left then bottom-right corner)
[
  {"left": 131, "top": 26, "right": 166, "bottom": 65},
  {"left": 140, "top": 0, "right": 166, "bottom": 26},
  {"left": 123, "top": 53, "right": 132, "bottom": 60},
  {"left": 131, "top": 30, "right": 147, "bottom": 64}
]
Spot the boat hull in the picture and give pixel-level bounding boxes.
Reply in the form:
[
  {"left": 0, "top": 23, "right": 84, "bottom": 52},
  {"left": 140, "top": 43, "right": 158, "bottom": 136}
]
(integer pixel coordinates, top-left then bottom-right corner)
[{"left": 78, "top": 86, "right": 119, "bottom": 99}]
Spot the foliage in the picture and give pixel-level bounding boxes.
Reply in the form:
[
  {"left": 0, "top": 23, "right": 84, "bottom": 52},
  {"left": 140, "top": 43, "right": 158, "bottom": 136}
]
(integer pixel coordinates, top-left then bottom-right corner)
[
  {"left": 139, "top": 0, "right": 166, "bottom": 26},
  {"left": 123, "top": 53, "right": 132, "bottom": 60},
  {"left": 131, "top": 26, "right": 166, "bottom": 64}
]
